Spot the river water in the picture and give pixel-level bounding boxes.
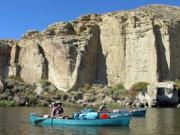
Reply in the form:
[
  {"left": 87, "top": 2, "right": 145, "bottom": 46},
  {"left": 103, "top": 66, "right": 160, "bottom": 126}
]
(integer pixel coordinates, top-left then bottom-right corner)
[{"left": 0, "top": 107, "right": 179, "bottom": 135}]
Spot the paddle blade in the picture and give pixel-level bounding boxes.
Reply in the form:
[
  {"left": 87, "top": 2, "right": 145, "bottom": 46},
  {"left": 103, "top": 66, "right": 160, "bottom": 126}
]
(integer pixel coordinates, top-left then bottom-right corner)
[{"left": 34, "top": 118, "right": 47, "bottom": 124}]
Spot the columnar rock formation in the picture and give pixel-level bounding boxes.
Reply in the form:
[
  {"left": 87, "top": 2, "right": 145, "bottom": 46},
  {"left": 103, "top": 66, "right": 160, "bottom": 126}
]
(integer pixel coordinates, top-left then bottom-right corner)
[{"left": 0, "top": 4, "right": 180, "bottom": 91}]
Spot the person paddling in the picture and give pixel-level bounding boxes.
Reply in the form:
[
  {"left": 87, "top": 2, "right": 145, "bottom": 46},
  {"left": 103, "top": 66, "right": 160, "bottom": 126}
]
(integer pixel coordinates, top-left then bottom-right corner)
[
  {"left": 98, "top": 102, "right": 108, "bottom": 113},
  {"left": 51, "top": 101, "right": 64, "bottom": 118}
]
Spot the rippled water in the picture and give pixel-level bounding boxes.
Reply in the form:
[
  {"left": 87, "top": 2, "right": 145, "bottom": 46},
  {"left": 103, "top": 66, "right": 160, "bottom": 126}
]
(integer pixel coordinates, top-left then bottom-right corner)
[{"left": 0, "top": 107, "right": 180, "bottom": 135}]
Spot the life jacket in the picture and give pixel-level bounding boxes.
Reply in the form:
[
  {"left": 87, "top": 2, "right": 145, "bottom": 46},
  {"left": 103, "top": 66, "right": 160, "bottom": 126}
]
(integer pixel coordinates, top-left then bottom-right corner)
[{"left": 53, "top": 107, "right": 64, "bottom": 116}]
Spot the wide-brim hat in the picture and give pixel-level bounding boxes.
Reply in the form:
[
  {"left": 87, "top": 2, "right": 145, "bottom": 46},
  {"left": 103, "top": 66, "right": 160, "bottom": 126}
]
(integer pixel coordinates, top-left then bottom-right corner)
[{"left": 55, "top": 101, "right": 62, "bottom": 105}]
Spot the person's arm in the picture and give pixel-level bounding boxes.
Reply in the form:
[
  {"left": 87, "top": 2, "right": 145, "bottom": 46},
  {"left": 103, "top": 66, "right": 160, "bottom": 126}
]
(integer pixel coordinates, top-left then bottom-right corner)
[
  {"left": 98, "top": 105, "right": 103, "bottom": 112},
  {"left": 60, "top": 108, "right": 64, "bottom": 115},
  {"left": 51, "top": 107, "right": 56, "bottom": 117}
]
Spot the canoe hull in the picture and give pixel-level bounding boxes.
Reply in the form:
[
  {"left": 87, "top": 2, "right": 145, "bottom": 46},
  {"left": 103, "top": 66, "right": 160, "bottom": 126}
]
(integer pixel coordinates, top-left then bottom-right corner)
[
  {"left": 131, "top": 108, "right": 146, "bottom": 117},
  {"left": 30, "top": 113, "right": 131, "bottom": 126}
]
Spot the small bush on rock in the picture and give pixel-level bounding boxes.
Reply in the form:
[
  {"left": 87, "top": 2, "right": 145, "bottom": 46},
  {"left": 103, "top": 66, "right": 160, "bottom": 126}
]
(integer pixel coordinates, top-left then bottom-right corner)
[{"left": 131, "top": 82, "right": 149, "bottom": 92}]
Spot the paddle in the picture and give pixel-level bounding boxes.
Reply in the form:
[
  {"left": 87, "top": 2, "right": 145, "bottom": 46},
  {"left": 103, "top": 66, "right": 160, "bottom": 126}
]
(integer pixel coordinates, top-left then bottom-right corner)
[
  {"left": 34, "top": 114, "right": 52, "bottom": 124},
  {"left": 34, "top": 118, "right": 49, "bottom": 124},
  {"left": 51, "top": 117, "right": 54, "bottom": 126}
]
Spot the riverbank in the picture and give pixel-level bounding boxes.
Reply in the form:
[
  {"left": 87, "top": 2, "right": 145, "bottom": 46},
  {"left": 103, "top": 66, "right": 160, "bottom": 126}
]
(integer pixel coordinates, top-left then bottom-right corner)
[
  {"left": 1, "top": 76, "right": 180, "bottom": 108},
  {"left": 0, "top": 76, "right": 138, "bottom": 107}
]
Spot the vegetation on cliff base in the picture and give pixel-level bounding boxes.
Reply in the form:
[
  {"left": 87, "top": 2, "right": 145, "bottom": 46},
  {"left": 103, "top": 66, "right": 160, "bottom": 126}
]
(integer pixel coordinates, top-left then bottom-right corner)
[
  {"left": 175, "top": 79, "right": 180, "bottom": 90},
  {"left": 108, "top": 83, "right": 127, "bottom": 100},
  {"left": 131, "top": 82, "right": 149, "bottom": 92},
  {"left": 0, "top": 100, "right": 16, "bottom": 107},
  {"left": 38, "top": 79, "right": 51, "bottom": 88},
  {"left": 8, "top": 75, "right": 24, "bottom": 82},
  {"left": 0, "top": 75, "right": 151, "bottom": 107}
]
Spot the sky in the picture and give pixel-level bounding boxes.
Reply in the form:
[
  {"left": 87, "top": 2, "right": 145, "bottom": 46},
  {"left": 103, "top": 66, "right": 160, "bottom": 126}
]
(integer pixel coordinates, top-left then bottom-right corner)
[{"left": 0, "top": 0, "right": 179, "bottom": 39}]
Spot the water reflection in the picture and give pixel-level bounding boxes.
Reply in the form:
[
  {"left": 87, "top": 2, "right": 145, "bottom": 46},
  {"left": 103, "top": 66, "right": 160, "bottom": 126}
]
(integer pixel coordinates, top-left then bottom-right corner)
[
  {"left": 29, "top": 125, "right": 130, "bottom": 135},
  {"left": 129, "top": 108, "right": 179, "bottom": 135}
]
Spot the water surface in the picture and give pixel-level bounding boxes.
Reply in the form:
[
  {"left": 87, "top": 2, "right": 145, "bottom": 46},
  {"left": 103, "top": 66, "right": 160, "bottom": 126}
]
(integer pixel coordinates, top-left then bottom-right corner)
[{"left": 0, "top": 107, "right": 179, "bottom": 135}]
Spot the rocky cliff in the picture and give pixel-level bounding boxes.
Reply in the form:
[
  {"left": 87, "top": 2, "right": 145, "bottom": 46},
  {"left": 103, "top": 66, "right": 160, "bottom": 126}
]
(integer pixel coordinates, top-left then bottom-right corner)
[{"left": 0, "top": 4, "right": 180, "bottom": 91}]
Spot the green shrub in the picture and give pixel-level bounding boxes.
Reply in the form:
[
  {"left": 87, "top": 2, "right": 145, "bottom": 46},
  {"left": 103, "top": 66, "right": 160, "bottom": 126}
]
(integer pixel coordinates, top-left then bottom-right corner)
[
  {"left": 175, "top": 80, "right": 180, "bottom": 89},
  {"left": 8, "top": 75, "right": 24, "bottom": 82},
  {"left": 85, "top": 93, "right": 95, "bottom": 102},
  {"left": 69, "top": 91, "right": 83, "bottom": 100},
  {"left": 0, "top": 100, "right": 16, "bottom": 107},
  {"left": 131, "top": 82, "right": 149, "bottom": 92},
  {"left": 27, "top": 93, "right": 37, "bottom": 106},
  {"left": 61, "top": 93, "right": 69, "bottom": 101},
  {"left": 109, "top": 83, "right": 126, "bottom": 95},
  {"left": 108, "top": 83, "right": 127, "bottom": 100},
  {"left": 82, "top": 83, "right": 92, "bottom": 91},
  {"left": 17, "top": 85, "right": 26, "bottom": 92},
  {"left": 38, "top": 79, "right": 51, "bottom": 87}
]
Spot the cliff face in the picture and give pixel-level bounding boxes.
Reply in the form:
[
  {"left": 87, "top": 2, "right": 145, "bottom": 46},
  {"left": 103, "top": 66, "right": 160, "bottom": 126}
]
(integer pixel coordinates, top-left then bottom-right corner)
[
  {"left": 1, "top": 5, "right": 180, "bottom": 91},
  {"left": 13, "top": 18, "right": 101, "bottom": 90}
]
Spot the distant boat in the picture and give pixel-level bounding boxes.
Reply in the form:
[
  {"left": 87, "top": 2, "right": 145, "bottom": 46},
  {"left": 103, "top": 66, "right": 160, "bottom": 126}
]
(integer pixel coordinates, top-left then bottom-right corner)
[
  {"left": 30, "top": 112, "right": 131, "bottom": 126},
  {"left": 110, "top": 108, "right": 146, "bottom": 117},
  {"left": 131, "top": 108, "right": 146, "bottom": 117}
]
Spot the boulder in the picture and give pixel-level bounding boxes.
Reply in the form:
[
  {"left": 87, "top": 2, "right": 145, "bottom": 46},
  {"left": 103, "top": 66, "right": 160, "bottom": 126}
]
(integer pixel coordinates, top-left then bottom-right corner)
[{"left": 35, "top": 83, "right": 44, "bottom": 95}]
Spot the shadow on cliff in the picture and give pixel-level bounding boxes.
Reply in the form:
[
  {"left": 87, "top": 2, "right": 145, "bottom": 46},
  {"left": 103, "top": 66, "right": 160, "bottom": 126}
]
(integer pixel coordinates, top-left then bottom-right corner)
[
  {"left": 168, "top": 22, "right": 180, "bottom": 80},
  {"left": 153, "top": 24, "right": 169, "bottom": 81},
  {"left": 94, "top": 39, "right": 108, "bottom": 85},
  {"left": 38, "top": 44, "right": 49, "bottom": 79}
]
